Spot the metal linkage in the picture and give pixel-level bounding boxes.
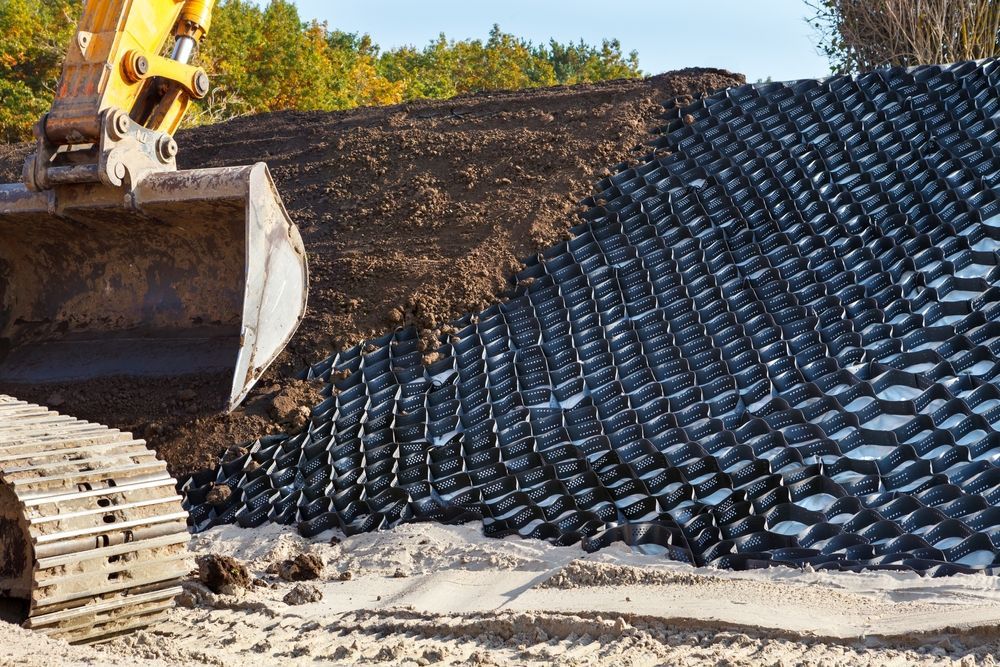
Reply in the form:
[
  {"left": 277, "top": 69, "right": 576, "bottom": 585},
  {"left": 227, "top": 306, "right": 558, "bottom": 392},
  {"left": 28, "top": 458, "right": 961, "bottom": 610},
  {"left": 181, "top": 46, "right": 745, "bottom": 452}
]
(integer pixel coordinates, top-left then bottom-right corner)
[{"left": 187, "top": 59, "right": 1000, "bottom": 575}]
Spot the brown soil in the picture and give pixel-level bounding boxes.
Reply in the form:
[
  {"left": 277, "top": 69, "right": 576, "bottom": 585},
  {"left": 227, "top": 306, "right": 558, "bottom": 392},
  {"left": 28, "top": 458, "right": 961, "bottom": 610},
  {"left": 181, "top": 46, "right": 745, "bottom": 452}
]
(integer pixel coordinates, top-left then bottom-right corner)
[
  {"left": 0, "top": 68, "right": 744, "bottom": 477},
  {"left": 272, "top": 553, "right": 325, "bottom": 582},
  {"left": 197, "top": 554, "right": 251, "bottom": 595}
]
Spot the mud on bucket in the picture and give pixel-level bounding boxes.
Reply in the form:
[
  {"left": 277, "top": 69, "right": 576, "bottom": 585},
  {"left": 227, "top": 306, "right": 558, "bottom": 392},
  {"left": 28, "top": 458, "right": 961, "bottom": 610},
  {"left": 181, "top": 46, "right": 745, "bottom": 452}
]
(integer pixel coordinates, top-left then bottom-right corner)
[{"left": 0, "top": 163, "right": 308, "bottom": 411}]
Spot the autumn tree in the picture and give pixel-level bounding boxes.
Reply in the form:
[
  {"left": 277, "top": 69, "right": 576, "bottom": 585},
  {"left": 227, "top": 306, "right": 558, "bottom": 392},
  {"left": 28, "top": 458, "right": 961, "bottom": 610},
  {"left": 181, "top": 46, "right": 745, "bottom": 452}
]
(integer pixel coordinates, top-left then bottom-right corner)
[
  {"left": 448, "top": 25, "right": 556, "bottom": 92},
  {"left": 810, "top": 0, "right": 1000, "bottom": 73},
  {"left": 377, "top": 24, "right": 642, "bottom": 102},
  {"left": 0, "top": 1, "right": 643, "bottom": 139},
  {"left": 0, "top": 0, "right": 76, "bottom": 142},
  {"left": 193, "top": 0, "right": 404, "bottom": 122}
]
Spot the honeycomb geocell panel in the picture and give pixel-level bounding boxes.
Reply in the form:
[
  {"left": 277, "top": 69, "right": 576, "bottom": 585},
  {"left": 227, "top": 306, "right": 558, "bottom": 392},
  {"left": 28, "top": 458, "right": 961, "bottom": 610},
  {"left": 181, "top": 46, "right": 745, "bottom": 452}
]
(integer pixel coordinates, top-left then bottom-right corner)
[{"left": 185, "top": 60, "right": 1000, "bottom": 575}]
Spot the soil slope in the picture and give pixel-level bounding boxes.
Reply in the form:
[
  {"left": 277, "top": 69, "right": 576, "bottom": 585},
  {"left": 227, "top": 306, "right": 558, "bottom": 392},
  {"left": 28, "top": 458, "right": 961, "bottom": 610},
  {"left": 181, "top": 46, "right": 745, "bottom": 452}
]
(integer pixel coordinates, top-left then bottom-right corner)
[{"left": 0, "top": 69, "right": 743, "bottom": 475}]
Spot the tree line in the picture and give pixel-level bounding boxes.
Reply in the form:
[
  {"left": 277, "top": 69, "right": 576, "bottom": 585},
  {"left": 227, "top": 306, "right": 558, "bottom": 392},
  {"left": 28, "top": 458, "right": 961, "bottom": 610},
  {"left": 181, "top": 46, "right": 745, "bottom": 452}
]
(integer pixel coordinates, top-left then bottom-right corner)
[
  {"left": 0, "top": 0, "right": 642, "bottom": 141},
  {"left": 4, "top": 1, "right": 996, "bottom": 142}
]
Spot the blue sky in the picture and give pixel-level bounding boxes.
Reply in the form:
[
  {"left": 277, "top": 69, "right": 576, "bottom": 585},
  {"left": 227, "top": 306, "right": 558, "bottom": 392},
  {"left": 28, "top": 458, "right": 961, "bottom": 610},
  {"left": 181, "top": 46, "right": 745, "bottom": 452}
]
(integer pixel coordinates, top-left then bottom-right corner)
[{"left": 279, "top": 0, "right": 832, "bottom": 83}]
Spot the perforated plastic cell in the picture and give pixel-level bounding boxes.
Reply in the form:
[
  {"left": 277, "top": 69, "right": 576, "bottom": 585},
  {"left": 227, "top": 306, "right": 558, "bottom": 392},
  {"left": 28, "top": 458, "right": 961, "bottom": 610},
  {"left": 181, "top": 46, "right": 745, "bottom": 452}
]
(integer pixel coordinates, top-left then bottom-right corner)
[{"left": 184, "top": 59, "right": 1000, "bottom": 574}]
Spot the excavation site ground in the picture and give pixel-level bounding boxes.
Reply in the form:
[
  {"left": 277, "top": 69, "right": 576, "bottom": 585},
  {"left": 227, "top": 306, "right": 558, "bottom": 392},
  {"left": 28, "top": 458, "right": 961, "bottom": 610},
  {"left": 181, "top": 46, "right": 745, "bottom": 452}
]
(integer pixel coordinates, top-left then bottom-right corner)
[{"left": 6, "top": 61, "right": 1000, "bottom": 666}]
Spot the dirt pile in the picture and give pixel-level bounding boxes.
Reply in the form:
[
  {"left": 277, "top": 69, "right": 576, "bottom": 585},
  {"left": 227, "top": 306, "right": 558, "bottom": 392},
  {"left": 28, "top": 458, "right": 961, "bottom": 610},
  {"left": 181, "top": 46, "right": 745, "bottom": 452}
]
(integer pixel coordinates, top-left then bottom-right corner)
[
  {"left": 0, "top": 68, "right": 743, "bottom": 476},
  {"left": 271, "top": 553, "right": 325, "bottom": 582},
  {"left": 197, "top": 554, "right": 251, "bottom": 595}
]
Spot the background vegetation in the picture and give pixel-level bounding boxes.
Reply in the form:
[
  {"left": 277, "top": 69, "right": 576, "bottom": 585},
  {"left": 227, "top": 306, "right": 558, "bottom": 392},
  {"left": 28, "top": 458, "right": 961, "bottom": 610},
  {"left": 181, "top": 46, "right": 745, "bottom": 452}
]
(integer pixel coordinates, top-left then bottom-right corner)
[
  {"left": 0, "top": 0, "right": 642, "bottom": 141},
  {"left": 0, "top": 0, "right": 76, "bottom": 142},
  {"left": 809, "top": 0, "right": 1000, "bottom": 73},
  {"left": 4, "top": 0, "right": 997, "bottom": 141}
]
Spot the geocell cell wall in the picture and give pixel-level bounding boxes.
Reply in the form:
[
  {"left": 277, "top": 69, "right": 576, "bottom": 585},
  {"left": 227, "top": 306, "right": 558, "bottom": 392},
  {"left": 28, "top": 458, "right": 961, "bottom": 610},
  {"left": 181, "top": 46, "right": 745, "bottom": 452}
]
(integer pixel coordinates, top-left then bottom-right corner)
[{"left": 186, "top": 60, "right": 1000, "bottom": 574}]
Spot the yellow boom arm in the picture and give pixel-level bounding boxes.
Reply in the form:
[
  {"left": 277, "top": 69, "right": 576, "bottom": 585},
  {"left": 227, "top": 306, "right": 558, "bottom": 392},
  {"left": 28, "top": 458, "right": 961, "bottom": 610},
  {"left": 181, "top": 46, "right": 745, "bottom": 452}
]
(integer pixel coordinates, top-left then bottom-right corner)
[
  {"left": 47, "top": 0, "right": 215, "bottom": 143},
  {"left": 24, "top": 0, "right": 216, "bottom": 191}
]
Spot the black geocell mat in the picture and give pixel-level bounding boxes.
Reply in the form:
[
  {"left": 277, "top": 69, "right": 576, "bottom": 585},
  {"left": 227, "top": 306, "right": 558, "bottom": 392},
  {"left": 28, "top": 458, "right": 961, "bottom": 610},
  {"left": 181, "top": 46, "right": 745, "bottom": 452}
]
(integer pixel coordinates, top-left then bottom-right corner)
[{"left": 185, "top": 60, "right": 1000, "bottom": 575}]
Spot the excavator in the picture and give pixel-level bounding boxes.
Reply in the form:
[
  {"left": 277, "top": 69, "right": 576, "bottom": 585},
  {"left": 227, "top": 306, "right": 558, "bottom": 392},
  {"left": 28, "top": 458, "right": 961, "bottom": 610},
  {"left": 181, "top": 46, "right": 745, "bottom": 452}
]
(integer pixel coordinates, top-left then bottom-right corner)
[{"left": 0, "top": 0, "right": 308, "bottom": 643}]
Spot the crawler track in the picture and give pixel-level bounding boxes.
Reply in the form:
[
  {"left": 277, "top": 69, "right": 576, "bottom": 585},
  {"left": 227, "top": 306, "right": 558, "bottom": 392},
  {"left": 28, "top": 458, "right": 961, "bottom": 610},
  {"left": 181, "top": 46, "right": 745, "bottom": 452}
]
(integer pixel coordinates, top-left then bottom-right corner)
[{"left": 0, "top": 395, "right": 189, "bottom": 644}]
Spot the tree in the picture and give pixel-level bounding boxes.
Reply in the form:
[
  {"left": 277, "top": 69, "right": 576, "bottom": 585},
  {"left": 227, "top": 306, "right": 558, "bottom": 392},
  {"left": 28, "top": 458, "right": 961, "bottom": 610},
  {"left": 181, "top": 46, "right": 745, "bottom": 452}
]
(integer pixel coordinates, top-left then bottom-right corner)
[
  {"left": 376, "top": 25, "right": 643, "bottom": 101},
  {"left": 809, "top": 0, "right": 1000, "bottom": 74},
  {"left": 378, "top": 37, "right": 460, "bottom": 101},
  {"left": 0, "top": 0, "right": 76, "bottom": 142},
  {"left": 544, "top": 38, "right": 642, "bottom": 84},
  {"left": 0, "top": 1, "right": 643, "bottom": 138}
]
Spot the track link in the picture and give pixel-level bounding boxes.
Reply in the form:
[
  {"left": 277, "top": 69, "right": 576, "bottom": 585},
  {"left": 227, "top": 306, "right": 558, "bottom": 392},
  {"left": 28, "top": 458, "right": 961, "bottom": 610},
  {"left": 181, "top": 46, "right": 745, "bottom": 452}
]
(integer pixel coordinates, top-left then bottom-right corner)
[{"left": 0, "top": 394, "right": 190, "bottom": 644}]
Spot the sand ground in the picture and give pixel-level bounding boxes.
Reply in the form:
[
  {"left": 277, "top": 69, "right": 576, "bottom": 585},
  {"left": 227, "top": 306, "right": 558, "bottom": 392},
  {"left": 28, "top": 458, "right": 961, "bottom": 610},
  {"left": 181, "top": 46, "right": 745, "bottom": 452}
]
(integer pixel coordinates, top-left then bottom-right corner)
[{"left": 5, "top": 523, "right": 1000, "bottom": 666}]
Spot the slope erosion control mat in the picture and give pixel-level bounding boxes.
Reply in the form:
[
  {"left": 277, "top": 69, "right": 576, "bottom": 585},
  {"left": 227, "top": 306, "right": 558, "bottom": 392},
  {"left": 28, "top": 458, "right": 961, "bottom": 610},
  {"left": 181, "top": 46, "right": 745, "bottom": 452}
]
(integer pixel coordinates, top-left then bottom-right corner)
[{"left": 186, "top": 59, "right": 1000, "bottom": 575}]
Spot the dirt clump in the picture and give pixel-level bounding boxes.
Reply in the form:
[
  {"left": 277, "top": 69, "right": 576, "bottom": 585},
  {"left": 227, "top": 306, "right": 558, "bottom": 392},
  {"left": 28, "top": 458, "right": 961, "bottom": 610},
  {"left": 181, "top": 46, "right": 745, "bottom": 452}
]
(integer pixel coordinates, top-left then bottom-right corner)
[
  {"left": 283, "top": 583, "right": 323, "bottom": 606},
  {"left": 0, "top": 68, "right": 744, "bottom": 477},
  {"left": 270, "top": 553, "right": 325, "bottom": 582},
  {"left": 197, "top": 554, "right": 251, "bottom": 595},
  {"left": 205, "top": 484, "right": 232, "bottom": 505},
  {"left": 267, "top": 380, "right": 322, "bottom": 433}
]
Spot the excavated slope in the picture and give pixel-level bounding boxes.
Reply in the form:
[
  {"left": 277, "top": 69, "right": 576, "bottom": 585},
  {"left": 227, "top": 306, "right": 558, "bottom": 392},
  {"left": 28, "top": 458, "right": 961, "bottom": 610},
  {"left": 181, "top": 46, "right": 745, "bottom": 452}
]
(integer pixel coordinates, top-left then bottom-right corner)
[
  {"left": 0, "top": 68, "right": 743, "bottom": 476},
  {"left": 188, "top": 60, "right": 1000, "bottom": 574}
]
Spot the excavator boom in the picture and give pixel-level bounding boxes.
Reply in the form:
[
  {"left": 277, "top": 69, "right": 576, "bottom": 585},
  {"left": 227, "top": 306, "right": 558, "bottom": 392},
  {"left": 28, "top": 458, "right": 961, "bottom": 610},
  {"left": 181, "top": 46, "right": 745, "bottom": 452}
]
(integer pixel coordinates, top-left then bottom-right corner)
[{"left": 43, "top": 0, "right": 213, "bottom": 147}]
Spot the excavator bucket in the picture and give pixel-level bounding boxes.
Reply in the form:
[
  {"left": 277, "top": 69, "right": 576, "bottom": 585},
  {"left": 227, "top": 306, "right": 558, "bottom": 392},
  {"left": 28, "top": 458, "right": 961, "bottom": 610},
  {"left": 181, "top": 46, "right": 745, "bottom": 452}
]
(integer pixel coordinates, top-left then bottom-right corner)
[{"left": 0, "top": 163, "right": 308, "bottom": 411}]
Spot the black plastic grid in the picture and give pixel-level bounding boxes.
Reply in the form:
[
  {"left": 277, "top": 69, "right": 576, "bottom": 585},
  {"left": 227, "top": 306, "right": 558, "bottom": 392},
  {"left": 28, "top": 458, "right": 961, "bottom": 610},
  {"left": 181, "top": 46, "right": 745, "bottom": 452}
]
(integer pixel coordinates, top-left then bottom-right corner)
[{"left": 185, "top": 60, "right": 1000, "bottom": 575}]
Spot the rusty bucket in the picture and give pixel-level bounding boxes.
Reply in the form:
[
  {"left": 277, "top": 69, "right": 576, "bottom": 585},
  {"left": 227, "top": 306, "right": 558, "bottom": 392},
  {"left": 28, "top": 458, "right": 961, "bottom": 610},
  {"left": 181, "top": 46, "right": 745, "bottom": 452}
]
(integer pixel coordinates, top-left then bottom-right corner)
[{"left": 0, "top": 163, "right": 308, "bottom": 411}]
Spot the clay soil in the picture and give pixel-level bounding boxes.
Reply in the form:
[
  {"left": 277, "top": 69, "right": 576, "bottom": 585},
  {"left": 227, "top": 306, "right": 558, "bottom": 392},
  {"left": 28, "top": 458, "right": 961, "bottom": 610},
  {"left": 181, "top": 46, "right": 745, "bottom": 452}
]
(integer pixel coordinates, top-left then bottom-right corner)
[{"left": 0, "top": 68, "right": 743, "bottom": 476}]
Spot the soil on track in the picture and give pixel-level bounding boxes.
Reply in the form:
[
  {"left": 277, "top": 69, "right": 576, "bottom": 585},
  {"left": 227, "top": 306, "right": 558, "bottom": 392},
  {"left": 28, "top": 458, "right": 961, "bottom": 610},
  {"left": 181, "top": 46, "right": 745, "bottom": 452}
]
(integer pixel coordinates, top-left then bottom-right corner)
[{"left": 0, "top": 68, "right": 743, "bottom": 476}]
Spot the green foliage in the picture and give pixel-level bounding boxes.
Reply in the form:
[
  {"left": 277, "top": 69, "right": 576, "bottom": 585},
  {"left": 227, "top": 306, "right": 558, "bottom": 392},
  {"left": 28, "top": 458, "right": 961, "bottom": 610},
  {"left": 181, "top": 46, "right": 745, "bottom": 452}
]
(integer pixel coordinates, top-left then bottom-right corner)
[
  {"left": 0, "top": 0, "right": 76, "bottom": 142},
  {"left": 543, "top": 37, "right": 642, "bottom": 85},
  {"left": 0, "top": 1, "right": 643, "bottom": 139},
  {"left": 377, "top": 25, "right": 643, "bottom": 102}
]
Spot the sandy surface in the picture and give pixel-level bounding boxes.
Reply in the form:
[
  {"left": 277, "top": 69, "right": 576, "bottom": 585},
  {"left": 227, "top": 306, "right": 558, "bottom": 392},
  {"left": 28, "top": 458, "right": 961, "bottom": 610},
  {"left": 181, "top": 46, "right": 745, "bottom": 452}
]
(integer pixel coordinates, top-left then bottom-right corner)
[{"left": 5, "top": 523, "right": 1000, "bottom": 666}]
